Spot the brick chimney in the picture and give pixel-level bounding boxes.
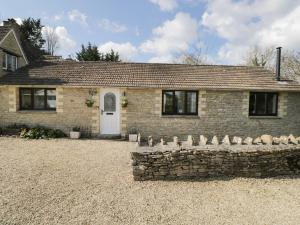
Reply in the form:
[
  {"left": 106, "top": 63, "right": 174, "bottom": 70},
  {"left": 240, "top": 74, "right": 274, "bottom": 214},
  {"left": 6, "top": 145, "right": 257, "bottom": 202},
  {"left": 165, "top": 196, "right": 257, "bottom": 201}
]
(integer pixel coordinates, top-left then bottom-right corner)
[{"left": 3, "top": 18, "right": 21, "bottom": 39}]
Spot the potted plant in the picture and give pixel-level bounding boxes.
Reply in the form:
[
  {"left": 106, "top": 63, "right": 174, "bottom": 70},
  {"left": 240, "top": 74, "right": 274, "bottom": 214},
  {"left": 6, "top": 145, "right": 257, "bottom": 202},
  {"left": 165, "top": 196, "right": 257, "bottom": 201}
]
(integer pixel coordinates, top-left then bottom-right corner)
[
  {"left": 121, "top": 96, "right": 128, "bottom": 108},
  {"left": 85, "top": 89, "right": 97, "bottom": 107},
  {"left": 85, "top": 98, "right": 95, "bottom": 107},
  {"left": 70, "top": 127, "right": 81, "bottom": 139},
  {"left": 128, "top": 127, "right": 138, "bottom": 142}
]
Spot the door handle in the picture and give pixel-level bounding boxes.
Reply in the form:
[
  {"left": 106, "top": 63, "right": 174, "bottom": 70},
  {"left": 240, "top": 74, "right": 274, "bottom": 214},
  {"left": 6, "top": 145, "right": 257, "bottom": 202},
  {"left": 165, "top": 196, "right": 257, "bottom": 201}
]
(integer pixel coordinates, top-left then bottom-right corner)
[{"left": 101, "top": 109, "right": 104, "bottom": 115}]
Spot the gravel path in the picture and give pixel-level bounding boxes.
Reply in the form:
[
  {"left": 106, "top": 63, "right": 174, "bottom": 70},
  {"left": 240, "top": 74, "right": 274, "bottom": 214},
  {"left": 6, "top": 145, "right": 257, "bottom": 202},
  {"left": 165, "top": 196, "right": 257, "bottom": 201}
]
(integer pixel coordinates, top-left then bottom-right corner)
[{"left": 0, "top": 137, "right": 300, "bottom": 225}]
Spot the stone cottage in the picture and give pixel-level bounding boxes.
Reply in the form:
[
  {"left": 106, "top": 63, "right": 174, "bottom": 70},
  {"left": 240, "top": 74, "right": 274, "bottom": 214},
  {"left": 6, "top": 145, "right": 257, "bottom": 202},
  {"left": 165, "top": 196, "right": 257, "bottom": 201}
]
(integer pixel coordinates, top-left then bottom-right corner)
[{"left": 1, "top": 21, "right": 300, "bottom": 139}]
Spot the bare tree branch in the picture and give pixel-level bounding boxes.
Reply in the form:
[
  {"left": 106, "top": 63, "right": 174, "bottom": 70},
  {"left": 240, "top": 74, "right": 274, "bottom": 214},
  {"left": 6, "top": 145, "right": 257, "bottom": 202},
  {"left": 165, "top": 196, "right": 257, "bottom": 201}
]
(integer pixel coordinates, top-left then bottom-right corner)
[
  {"left": 244, "top": 46, "right": 300, "bottom": 81},
  {"left": 44, "top": 27, "right": 59, "bottom": 55},
  {"left": 174, "top": 47, "right": 211, "bottom": 65}
]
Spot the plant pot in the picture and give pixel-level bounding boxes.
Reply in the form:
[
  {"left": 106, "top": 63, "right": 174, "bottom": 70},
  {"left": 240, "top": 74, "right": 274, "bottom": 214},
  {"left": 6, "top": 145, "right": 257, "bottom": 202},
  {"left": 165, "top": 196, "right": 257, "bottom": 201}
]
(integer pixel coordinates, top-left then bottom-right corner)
[
  {"left": 70, "top": 131, "right": 81, "bottom": 139},
  {"left": 86, "top": 102, "right": 94, "bottom": 107},
  {"left": 121, "top": 102, "right": 128, "bottom": 108},
  {"left": 129, "top": 134, "right": 138, "bottom": 142}
]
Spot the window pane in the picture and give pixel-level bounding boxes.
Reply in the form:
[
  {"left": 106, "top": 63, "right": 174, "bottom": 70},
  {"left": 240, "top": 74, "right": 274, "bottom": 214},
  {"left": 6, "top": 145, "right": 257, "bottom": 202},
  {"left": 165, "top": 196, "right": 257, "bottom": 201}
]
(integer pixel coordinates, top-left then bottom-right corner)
[
  {"left": 104, "top": 92, "right": 116, "bottom": 112},
  {"left": 11, "top": 56, "right": 17, "bottom": 71},
  {"left": 249, "top": 93, "right": 256, "bottom": 115},
  {"left": 7, "top": 54, "right": 13, "bottom": 70},
  {"left": 255, "top": 93, "right": 266, "bottom": 115},
  {"left": 20, "top": 89, "right": 32, "bottom": 109},
  {"left": 47, "top": 90, "right": 56, "bottom": 109},
  {"left": 163, "top": 91, "right": 173, "bottom": 114},
  {"left": 267, "top": 93, "right": 277, "bottom": 114},
  {"left": 2, "top": 53, "right": 6, "bottom": 68},
  {"left": 175, "top": 91, "right": 185, "bottom": 114},
  {"left": 187, "top": 92, "right": 197, "bottom": 114},
  {"left": 34, "top": 89, "right": 45, "bottom": 109}
]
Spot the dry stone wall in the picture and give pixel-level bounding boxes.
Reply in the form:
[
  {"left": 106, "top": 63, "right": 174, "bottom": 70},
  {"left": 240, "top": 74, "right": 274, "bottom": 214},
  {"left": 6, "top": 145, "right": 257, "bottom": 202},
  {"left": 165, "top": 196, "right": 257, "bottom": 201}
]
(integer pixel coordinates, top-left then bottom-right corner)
[{"left": 131, "top": 145, "right": 300, "bottom": 181}]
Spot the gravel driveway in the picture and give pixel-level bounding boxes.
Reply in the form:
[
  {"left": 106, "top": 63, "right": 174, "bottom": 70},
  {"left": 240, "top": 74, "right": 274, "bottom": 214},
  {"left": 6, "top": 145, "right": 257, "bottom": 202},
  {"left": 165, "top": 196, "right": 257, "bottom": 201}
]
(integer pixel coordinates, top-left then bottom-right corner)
[{"left": 0, "top": 137, "right": 300, "bottom": 225}]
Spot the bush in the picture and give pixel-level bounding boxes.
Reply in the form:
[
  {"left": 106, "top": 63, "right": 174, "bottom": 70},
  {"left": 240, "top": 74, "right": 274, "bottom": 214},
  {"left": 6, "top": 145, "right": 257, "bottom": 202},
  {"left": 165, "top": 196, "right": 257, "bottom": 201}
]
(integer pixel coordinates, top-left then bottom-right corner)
[
  {"left": 20, "top": 127, "right": 66, "bottom": 139},
  {"left": 72, "top": 126, "right": 81, "bottom": 132}
]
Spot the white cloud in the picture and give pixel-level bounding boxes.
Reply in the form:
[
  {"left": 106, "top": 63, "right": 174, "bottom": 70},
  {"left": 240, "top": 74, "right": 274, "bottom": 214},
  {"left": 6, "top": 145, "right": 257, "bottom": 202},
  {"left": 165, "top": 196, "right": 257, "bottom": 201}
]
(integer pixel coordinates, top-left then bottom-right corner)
[
  {"left": 68, "top": 9, "right": 87, "bottom": 25},
  {"left": 53, "top": 13, "right": 64, "bottom": 21},
  {"left": 140, "top": 12, "right": 199, "bottom": 63},
  {"left": 14, "top": 18, "right": 23, "bottom": 25},
  {"left": 149, "top": 0, "right": 178, "bottom": 11},
  {"left": 201, "top": 0, "right": 300, "bottom": 64},
  {"left": 98, "top": 19, "right": 127, "bottom": 33},
  {"left": 42, "top": 26, "right": 76, "bottom": 55},
  {"left": 135, "top": 27, "right": 140, "bottom": 37},
  {"left": 98, "top": 41, "right": 138, "bottom": 60},
  {"left": 148, "top": 55, "right": 174, "bottom": 63}
]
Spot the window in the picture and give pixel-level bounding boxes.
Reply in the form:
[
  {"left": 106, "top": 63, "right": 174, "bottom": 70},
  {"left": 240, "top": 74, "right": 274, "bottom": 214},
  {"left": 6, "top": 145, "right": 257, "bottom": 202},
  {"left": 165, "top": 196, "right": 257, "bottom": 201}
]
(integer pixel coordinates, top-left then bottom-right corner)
[
  {"left": 162, "top": 90, "right": 198, "bottom": 115},
  {"left": 19, "top": 88, "right": 56, "bottom": 110},
  {"left": 104, "top": 92, "right": 116, "bottom": 112},
  {"left": 2, "top": 52, "right": 18, "bottom": 71},
  {"left": 2, "top": 53, "right": 7, "bottom": 69},
  {"left": 249, "top": 92, "right": 278, "bottom": 116}
]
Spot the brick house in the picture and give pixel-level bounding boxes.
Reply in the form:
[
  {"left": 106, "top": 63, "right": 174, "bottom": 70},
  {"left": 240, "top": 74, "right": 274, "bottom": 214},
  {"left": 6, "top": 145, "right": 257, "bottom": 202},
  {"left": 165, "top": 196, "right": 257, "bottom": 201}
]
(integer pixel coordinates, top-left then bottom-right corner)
[{"left": 1, "top": 21, "right": 300, "bottom": 140}]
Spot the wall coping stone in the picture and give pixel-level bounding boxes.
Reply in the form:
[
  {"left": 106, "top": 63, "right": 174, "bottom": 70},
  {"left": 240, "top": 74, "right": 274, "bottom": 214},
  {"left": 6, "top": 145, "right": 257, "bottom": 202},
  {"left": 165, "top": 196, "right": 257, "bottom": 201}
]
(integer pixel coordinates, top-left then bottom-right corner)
[{"left": 133, "top": 144, "right": 300, "bottom": 154}]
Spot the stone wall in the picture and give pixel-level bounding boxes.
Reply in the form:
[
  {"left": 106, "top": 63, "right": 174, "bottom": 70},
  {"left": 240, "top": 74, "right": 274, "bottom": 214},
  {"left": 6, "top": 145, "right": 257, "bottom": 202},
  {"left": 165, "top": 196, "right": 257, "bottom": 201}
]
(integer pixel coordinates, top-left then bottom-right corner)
[
  {"left": 0, "top": 49, "right": 3, "bottom": 77},
  {"left": 131, "top": 145, "right": 300, "bottom": 181},
  {"left": 0, "top": 87, "right": 97, "bottom": 136},
  {"left": 126, "top": 89, "right": 300, "bottom": 140},
  {"left": 1, "top": 87, "right": 300, "bottom": 139}
]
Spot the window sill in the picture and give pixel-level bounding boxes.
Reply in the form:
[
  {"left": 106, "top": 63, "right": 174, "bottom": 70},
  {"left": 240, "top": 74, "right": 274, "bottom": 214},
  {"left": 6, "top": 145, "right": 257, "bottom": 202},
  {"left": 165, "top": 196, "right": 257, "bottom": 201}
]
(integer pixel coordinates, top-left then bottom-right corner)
[
  {"left": 249, "top": 116, "right": 282, "bottom": 119},
  {"left": 160, "top": 115, "right": 200, "bottom": 119},
  {"left": 17, "top": 110, "right": 57, "bottom": 114}
]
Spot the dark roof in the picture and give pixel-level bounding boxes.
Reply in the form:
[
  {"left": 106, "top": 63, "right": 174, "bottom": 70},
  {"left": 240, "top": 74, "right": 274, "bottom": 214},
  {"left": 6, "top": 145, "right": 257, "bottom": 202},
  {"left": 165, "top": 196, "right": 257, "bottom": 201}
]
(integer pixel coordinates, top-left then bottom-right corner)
[
  {"left": 1, "top": 61, "right": 300, "bottom": 91},
  {"left": 0, "top": 26, "right": 11, "bottom": 42}
]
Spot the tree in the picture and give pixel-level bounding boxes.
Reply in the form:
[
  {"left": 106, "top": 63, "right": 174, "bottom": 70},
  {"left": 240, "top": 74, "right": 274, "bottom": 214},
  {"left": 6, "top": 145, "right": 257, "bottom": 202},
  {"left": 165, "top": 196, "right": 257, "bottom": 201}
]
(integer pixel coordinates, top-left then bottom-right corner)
[
  {"left": 244, "top": 46, "right": 300, "bottom": 80},
  {"left": 43, "top": 27, "right": 59, "bottom": 56},
  {"left": 76, "top": 43, "right": 100, "bottom": 61},
  {"left": 244, "top": 46, "right": 275, "bottom": 68},
  {"left": 76, "top": 43, "right": 121, "bottom": 62},
  {"left": 174, "top": 48, "right": 210, "bottom": 65},
  {"left": 281, "top": 50, "right": 300, "bottom": 80},
  {"left": 101, "top": 49, "right": 121, "bottom": 62},
  {"left": 19, "top": 18, "right": 46, "bottom": 61}
]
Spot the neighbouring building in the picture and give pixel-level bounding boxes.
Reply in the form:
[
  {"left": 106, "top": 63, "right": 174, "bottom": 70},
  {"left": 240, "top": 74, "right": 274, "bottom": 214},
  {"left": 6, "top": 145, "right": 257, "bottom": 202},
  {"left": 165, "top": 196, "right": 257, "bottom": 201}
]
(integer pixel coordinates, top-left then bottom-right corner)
[{"left": 0, "top": 21, "right": 300, "bottom": 140}]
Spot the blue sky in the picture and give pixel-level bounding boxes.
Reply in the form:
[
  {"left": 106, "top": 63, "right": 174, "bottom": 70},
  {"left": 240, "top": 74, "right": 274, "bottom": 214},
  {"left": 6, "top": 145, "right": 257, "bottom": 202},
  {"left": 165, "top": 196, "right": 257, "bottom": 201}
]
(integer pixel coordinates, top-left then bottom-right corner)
[{"left": 1, "top": 0, "right": 300, "bottom": 64}]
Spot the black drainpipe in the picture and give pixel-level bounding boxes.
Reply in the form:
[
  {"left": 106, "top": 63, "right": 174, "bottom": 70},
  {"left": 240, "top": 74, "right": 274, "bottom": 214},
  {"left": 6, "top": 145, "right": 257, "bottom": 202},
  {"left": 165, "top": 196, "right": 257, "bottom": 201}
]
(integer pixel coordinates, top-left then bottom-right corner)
[{"left": 275, "top": 47, "right": 282, "bottom": 81}]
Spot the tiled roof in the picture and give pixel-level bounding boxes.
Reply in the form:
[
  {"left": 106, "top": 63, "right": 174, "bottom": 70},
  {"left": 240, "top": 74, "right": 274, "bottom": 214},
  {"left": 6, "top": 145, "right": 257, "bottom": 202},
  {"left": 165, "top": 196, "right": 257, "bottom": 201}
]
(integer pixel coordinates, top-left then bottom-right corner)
[
  {"left": 0, "top": 26, "right": 11, "bottom": 42},
  {"left": 1, "top": 60, "right": 300, "bottom": 91}
]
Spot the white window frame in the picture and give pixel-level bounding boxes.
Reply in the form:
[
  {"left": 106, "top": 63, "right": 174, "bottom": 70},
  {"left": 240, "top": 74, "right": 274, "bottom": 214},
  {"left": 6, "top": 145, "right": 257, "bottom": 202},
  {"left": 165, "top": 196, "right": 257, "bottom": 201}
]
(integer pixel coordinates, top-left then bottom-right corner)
[
  {"left": 2, "top": 53, "right": 7, "bottom": 70},
  {"left": 13, "top": 55, "right": 18, "bottom": 70},
  {"left": 2, "top": 53, "right": 18, "bottom": 71},
  {"left": 16, "top": 56, "right": 18, "bottom": 70}
]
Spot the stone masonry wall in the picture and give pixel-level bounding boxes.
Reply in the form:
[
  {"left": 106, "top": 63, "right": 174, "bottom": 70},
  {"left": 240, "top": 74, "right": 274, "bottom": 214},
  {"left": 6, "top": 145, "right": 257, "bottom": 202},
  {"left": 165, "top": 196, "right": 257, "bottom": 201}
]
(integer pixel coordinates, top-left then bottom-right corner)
[
  {"left": 126, "top": 89, "right": 300, "bottom": 141},
  {"left": 131, "top": 145, "right": 300, "bottom": 181},
  {"left": 1, "top": 87, "right": 300, "bottom": 138},
  {"left": 0, "top": 87, "right": 96, "bottom": 136}
]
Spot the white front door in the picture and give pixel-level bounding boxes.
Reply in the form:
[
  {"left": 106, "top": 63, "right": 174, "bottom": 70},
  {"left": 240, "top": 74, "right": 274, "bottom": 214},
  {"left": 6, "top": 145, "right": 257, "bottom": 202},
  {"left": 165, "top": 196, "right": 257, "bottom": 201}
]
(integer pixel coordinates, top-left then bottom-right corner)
[{"left": 100, "top": 89, "right": 120, "bottom": 135}]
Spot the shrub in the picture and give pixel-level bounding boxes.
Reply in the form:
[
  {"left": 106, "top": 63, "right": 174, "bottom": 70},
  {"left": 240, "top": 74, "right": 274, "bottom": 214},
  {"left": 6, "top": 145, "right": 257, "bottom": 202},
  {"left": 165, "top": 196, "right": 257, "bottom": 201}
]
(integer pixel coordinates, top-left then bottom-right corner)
[
  {"left": 72, "top": 127, "right": 81, "bottom": 132},
  {"left": 20, "top": 127, "right": 66, "bottom": 139}
]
